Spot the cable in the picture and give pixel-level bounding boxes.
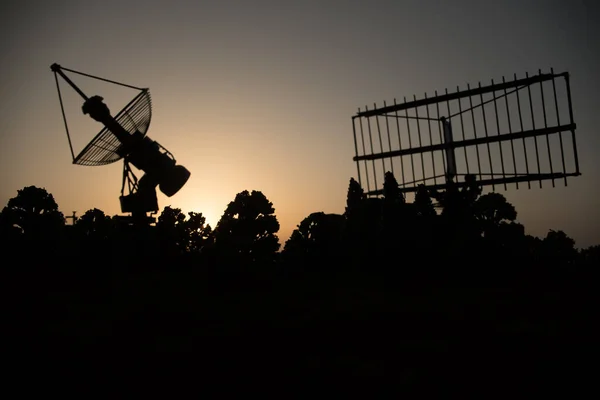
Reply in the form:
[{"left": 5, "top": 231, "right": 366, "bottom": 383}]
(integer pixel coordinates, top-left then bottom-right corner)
[
  {"left": 447, "top": 84, "right": 528, "bottom": 120},
  {"left": 54, "top": 71, "right": 75, "bottom": 161},
  {"left": 59, "top": 66, "right": 146, "bottom": 91}
]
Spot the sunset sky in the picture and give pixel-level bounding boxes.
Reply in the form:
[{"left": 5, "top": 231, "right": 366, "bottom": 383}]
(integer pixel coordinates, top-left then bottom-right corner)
[{"left": 1, "top": 0, "right": 598, "bottom": 248}]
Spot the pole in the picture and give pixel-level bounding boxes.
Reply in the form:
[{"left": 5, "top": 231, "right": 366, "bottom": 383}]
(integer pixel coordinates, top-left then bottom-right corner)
[{"left": 441, "top": 117, "right": 457, "bottom": 183}]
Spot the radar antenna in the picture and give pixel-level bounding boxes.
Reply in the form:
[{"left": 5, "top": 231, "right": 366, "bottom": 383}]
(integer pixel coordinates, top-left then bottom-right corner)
[
  {"left": 51, "top": 63, "right": 191, "bottom": 224},
  {"left": 351, "top": 69, "right": 580, "bottom": 199}
]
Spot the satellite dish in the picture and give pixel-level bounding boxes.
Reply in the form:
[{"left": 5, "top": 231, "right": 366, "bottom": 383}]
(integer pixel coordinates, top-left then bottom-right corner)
[{"left": 51, "top": 63, "right": 191, "bottom": 224}]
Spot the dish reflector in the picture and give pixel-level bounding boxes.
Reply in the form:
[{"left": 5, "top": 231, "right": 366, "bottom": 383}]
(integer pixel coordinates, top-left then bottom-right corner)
[{"left": 73, "top": 90, "right": 152, "bottom": 166}]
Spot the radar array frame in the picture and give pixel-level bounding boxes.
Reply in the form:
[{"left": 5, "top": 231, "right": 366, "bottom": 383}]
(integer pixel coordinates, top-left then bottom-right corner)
[{"left": 351, "top": 69, "right": 580, "bottom": 196}]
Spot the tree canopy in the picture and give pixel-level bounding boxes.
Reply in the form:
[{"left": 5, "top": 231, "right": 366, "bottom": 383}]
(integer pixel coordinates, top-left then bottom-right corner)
[
  {"left": 0, "top": 179, "right": 596, "bottom": 269},
  {"left": 0, "top": 186, "right": 64, "bottom": 238},
  {"left": 212, "top": 190, "right": 280, "bottom": 263}
]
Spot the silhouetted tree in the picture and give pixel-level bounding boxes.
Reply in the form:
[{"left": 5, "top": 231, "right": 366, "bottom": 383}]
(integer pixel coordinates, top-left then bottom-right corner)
[
  {"left": 400, "top": 184, "right": 439, "bottom": 259},
  {"left": 282, "top": 212, "right": 345, "bottom": 264},
  {"left": 523, "top": 234, "right": 544, "bottom": 262},
  {"left": 474, "top": 193, "right": 517, "bottom": 226},
  {"left": 0, "top": 186, "right": 65, "bottom": 239},
  {"left": 431, "top": 175, "right": 480, "bottom": 217},
  {"left": 0, "top": 186, "right": 66, "bottom": 263},
  {"left": 487, "top": 221, "right": 528, "bottom": 261},
  {"left": 156, "top": 206, "right": 186, "bottom": 252},
  {"left": 344, "top": 197, "right": 384, "bottom": 266},
  {"left": 185, "top": 211, "right": 214, "bottom": 253},
  {"left": 579, "top": 245, "right": 600, "bottom": 266},
  {"left": 75, "top": 208, "right": 112, "bottom": 239},
  {"left": 462, "top": 174, "right": 482, "bottom": 205},
  {"left": 213, "top": 190, "right": 280, "bottom": 264},
  {"left": 469, "top": 193, "right": 525, "bottom": 263},
  {"left": 156, "top": 206, "right": 213, "bottom": 254},
  {"left": 65, "top": 208, "right": 116, "bottom": 265},
  {"left": 413, "top": 184, "right": 436, "bottom": 218},
  {"left": 379, "top": 171, "right": 417, "bottom": 259},
  {"left": 345, "top": 178, "right": 364, "bottom": 218},
  {"left": 541, "top": 230, "right": 577, "bottom": 265},
  {"left": 382, "top": 171, "right": 404, "bottom": 205},
  {"left": 429, "top": 176, "right": 483, "bottom": 260},
  {"left": 0, "top": 208, "right": 21, "bottom": 240},
  {"left": 473, "top": 192, "right": 517, "bottom": 238}
]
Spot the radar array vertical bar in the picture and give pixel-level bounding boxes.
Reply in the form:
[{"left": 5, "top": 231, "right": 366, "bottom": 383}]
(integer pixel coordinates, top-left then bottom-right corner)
[
  {"left": 514, "top": 73, "right": 531, "bottom": 189},
  {"left": 373, "top": 103, "right": 386, "bottom": 174},
  {"left": 414, "top": 95, "right": 426, "bottom": 184},
  {"left": 444, "top": 88, "right": 457, "bottom": 182},
  {"left": 351, "top": 117, "right": 362, "bottom": 188},
  {"left": 404, "top": 97, "right": 416, "bottom": 187},
  {"left": 434, "top": 91, "right": 447, "bottom": 177},
  {"left": 565, "top": 72, "right": 580, "bottom": 175},
  {"left": 365, "top": 105, "right": 378, "bottom": 191},
  {"left": 491, "top": 79, "right": 507, "bottom": 190},
  {"left": 550, "top": 68, "right": 568, "bottom": 186},
  {"left": 502, "top": 75, "right": 519, "bottom": 189},
  {"left": 358, "top": 108, "right": 371, "bottom": 192},
  {"left": 424, "top": 93, "right": 438, "bottom": 186},
  {"left": 526, "top": 72, "right": 542, "bottom": 188},
  {"left": 383, "top": 101, "right": 394, "bottom": 175},
  {"left": 539, "top": 69, "right": 555, "bottom": 187},
  {"left": 393, "top": 98, "right": 406, "bottom": 187},
  {"left": 457, "top": 86, "right": 470, "bottom": 176},
  {"left": 467, "top": 84, "right": 483, "bottom": 182},
  {"left": 478, "top": 81, "right": 495, "bottom": 191}
]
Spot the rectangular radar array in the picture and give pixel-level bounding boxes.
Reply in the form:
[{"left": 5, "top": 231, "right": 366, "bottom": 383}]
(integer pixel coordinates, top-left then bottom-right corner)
[{"left": 351, "top": 69, "right": 580, "bottom": 196}]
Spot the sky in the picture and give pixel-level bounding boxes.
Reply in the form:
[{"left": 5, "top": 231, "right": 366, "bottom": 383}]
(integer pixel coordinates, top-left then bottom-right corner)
[{"left": 1, "top": 0, "right": 599, "bottom": 248}]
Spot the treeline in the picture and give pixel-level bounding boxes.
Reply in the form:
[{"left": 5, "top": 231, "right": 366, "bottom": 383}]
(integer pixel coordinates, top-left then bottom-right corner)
[{"left": 1, "top": 174, "right": 598, "bottom": 272}]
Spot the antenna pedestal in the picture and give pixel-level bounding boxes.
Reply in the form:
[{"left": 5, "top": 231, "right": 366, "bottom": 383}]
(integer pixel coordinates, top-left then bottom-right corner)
[{"left": 119, "top": 160, "right": 158, "bottom": 216}]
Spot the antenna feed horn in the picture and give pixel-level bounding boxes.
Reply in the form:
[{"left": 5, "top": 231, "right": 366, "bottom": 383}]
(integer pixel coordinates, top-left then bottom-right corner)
[{"left": 82, "top": 95, "right": 111, "bottom": 122}]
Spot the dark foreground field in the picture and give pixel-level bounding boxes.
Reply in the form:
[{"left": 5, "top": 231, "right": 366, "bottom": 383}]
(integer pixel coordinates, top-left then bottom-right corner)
[{"left": 5, "top": 261, "right": 597, "bottom": 393}]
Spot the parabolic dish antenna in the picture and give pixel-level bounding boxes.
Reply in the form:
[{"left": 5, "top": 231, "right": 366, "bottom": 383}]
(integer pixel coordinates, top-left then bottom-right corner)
[
  {"left": 74, "top": 89, "right": 152, "bottom": 166},
  {"left": 51, "top": 63, "right": 191, "bottom": 224}
]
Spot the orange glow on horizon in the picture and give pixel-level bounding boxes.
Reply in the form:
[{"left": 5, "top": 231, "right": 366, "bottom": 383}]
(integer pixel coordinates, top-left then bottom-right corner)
[{"left": 0, "top": 1, "right": 598, "bottom": 248}]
